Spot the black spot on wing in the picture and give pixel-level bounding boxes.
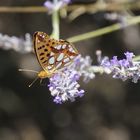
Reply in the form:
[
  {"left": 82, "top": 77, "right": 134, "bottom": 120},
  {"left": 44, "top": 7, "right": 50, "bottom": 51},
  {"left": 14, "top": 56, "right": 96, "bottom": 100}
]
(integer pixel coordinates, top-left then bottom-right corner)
[
  {"left": 47, "top": 53, "right": 50, "bottom": 57},
  {"left": 44, "top": 49, "right": 48, "bottom": 52},
  {"left": 40, "top": 53, "right": 45, "bottom": 56},
  {"left": 40, "top": 57, "right": 44, "bottom": 60},
  {"left": 38, "top": 45, "right": 45, "bottom": 50},
  {"left": 43, "top": 60, "right": 47, "bottom": 64}
]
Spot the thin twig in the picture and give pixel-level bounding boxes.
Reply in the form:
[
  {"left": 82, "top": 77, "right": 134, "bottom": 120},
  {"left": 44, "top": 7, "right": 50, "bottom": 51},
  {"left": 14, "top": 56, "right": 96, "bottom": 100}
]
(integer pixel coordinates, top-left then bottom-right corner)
[
  {"left": 67, "top": 16, "right": 140, "bottom": 43},
  {"left": 0, "top": 1, "right": 139, "bottom": 13},
  {"left": 0, "top": 6, "right": 48, "bottom": 13}
]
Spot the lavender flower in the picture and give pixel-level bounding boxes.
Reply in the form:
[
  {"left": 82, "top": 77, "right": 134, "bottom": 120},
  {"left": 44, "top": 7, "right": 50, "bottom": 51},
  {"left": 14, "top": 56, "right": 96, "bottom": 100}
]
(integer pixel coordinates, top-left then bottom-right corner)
[
  {"left": 48, "top": 55, "right": 95, "bottom": 104},
  {"left": 70, "top": 55, "right": 95, "bottom": 82},
  {"left": 101, "top": 52, "right": 140, "bottom": 83},
  {"left": 0, "top": 33, "right": 32, "bottom": 53},
  {"left": 44, "top": 0, "right": 71, "bottom": 12},
  {"left": 49, "top": 68, "right": 84, "bottom": 104}
]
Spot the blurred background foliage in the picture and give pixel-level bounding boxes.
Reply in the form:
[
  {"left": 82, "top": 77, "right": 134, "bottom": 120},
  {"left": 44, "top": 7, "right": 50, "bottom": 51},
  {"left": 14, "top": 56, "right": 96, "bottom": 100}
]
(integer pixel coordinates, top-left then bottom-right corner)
[{"left": 0, "top": 0, "right": 140, "bottom": 140}]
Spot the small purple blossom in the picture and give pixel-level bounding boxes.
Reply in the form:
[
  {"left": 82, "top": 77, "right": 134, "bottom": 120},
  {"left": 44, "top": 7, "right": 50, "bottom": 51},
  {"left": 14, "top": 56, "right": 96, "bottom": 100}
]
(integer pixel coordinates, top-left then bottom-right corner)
[
  {"left": 48, "top": 68, "right": 84, "bottom": 104},
  {"left": 44, "top": 1, "right": 54, "bottom": 11},
  {"left": 124, "top": 52, "right": 134, "bottom": 61},
  {"left": 71, "top": 55, "right": 95, "bottom": 82},
  {"left": 101, "top": 52, "right": 140, "bottom": 83},
  {"left": 44, "top": 0, "right": 71, "bottom": 12},
  {"left": 48, "top": 55, "right": 95, "bottom": 104}
]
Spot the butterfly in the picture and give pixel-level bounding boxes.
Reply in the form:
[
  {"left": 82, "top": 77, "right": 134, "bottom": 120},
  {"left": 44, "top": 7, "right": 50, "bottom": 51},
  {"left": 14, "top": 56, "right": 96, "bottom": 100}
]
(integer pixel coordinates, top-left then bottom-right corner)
[
  {"left": 34, "top": 31, "right": 79, "bottom": 78},
  {"left": 19, "top": 31, "right": 79, "bottom": 87}
]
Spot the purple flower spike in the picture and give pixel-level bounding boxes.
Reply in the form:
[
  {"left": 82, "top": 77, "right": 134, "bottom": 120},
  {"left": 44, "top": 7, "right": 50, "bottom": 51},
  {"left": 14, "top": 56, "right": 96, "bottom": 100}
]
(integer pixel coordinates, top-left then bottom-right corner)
[
  {"left": 101, "top": 51, "right": 140, "bottom": 83},
  {"left": 48, "top": 68, "right": 84, "bottom": 103},
  {"left": 48, "top": 55, "right": 96, "bottom": 104}
]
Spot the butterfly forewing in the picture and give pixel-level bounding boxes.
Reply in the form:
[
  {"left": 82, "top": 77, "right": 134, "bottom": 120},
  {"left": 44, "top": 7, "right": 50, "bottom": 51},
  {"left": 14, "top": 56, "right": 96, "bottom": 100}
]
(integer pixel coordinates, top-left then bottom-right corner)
[{"left": 34, "top": 31, "right": 79, "bottom": 74}]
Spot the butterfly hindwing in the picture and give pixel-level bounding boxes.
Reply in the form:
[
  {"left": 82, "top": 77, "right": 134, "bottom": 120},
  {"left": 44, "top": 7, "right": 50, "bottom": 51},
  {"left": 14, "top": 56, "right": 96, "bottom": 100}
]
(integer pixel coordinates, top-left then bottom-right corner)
[{"left": 34, "top": 31, "right": 79, "bottom": 73}]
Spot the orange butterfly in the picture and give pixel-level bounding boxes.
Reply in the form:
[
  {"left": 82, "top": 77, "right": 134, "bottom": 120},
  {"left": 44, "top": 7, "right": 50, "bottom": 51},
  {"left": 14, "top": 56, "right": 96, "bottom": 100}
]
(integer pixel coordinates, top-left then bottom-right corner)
[{"left": 19, "top": 31, "right": 79, "bottom": 86}]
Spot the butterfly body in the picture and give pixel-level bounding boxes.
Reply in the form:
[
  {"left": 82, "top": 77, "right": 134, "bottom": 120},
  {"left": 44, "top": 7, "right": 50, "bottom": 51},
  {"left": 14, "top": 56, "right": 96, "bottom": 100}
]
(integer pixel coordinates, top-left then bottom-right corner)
[
  {"left": 37, "top": 70, "right": 55, "bottom": 79},
  {"left": 34, "top": 31, "right": 79, "bottom": 79}
]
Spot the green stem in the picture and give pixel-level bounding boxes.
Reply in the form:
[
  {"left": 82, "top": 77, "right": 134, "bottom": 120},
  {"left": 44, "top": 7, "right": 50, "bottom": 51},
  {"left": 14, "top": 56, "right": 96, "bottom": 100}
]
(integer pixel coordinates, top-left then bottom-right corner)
[
  {"left": 67, "top": 16, "right": 140, "bottom": 43},
  {"left": 0, "top": 2, "right": 140, "bottom": 13},
  {"left": 51, "top": 0, "right": 60, "bottom": 39},
  {"left": 133, "top": 55, "right": 140, "bottom": 61}
]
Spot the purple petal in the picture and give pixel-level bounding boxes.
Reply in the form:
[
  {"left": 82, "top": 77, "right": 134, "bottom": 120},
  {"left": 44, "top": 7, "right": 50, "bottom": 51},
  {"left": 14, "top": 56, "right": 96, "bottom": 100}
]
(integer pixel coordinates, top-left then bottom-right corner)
[
  {"left": 44, "top": 1, "right": 54, "bottom": 10},
  {"left": 78, "top": 90, "right": 85, "bottom": 97},
  {"left": 53, "top": 96, "right": 62, "bottom": 104},
  {"left": 124, "top": 52, "right": 135, "bottom": 61},
  {"left": 119, "top": 59, "right": 129, "bottom": 67},
  {"left": 111, "top": 56, "right": 119, "bottom": 65}
]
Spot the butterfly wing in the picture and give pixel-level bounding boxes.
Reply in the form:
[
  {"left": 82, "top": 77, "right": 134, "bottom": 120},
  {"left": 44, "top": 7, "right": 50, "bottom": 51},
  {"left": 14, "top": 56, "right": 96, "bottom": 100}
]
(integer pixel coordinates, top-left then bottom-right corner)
[{"left": 33, "top": 31, "right": 79, "bottom": 72}]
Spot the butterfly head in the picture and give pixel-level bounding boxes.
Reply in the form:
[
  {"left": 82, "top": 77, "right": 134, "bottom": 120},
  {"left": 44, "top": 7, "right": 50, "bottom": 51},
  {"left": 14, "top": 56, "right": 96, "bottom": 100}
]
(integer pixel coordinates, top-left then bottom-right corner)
[{"left": 34, "top": 31, "right": 49, "bottom": 43}]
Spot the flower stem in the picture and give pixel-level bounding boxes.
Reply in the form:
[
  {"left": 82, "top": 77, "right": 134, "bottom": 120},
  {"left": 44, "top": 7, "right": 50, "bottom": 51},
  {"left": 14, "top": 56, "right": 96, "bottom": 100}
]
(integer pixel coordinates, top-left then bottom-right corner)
[
  {"left": 133, "top": 55, "right": 140, "bottom": 61},
  {"left": 51, "top": 0, "right": 60, "bottom": 39},
  {"left": 67, "top": 16, "right": 140, "bottom": 43},
  {"left": 0, "top": 2, "right": 140, "bottom": 13}
]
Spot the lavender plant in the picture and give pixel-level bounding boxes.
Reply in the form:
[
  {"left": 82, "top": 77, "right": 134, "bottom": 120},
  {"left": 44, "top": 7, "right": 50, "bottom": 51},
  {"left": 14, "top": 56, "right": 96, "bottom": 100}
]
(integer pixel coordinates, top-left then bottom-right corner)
[{"left": 0, "top": 0, "right": 140, "bottom": 104}]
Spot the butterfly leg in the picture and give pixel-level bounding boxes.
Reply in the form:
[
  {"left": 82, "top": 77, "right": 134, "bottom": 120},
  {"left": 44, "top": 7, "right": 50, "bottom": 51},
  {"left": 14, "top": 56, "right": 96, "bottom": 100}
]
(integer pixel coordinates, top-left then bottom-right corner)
[{"left": 40, "top": 78, "right": 47, "bottom": 86}]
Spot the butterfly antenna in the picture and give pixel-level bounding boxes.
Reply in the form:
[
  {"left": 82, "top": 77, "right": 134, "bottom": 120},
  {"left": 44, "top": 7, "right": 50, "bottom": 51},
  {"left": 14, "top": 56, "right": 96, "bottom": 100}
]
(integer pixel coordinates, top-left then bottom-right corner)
[
  {"left": 18, "top": 69, "right": 39, "bottom": 73},
  {"left": 28, "top": 77, "right": 39, "bottom": 87}
]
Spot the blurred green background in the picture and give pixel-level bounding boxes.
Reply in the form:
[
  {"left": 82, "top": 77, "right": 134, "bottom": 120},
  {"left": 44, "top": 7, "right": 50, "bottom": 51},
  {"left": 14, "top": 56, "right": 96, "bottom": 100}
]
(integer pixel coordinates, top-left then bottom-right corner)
[{"left": 0, "top": 0, "right": 140, "bottom": 140}]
